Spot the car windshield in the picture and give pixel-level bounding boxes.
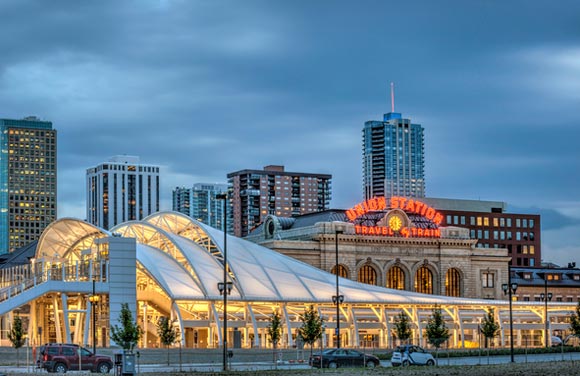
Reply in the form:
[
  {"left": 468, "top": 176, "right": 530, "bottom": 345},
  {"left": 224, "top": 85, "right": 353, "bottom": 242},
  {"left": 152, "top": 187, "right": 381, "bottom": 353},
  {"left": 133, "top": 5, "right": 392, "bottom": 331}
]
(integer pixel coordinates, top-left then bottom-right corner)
[
  {"left": 80, "top": 347, "right": 92, "bottom": 356},
  {"left": 321, "top": 349, "right": 335, "bottom": 355}
]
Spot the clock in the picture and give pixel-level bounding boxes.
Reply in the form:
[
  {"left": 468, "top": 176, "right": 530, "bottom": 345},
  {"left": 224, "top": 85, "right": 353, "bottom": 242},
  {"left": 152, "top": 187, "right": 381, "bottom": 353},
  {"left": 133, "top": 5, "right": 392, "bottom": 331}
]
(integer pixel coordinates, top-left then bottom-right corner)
[{"left": 388, "top": 214, "right": 403, "bottom": 232}]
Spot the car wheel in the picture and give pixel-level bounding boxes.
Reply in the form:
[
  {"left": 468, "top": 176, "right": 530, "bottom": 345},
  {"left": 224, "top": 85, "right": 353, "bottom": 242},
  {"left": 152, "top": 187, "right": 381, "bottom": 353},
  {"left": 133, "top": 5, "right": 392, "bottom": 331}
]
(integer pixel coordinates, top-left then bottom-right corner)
[
  {"left": 366, "top": 360, "right": 377, "bottom": 368},
  {"left": 54, "top": 363, "right": 68, "bottom": 373},
  {"left": 328, "top": 361, "right": 338, "bottom": 369},
  {"left": 402, "top": 360, "right": 410, "bottom": 367},
  {"left": 426, "top": 359, "right": 435, "bottom": 366},
  {"left": 97, "top": 362, "right": 111, "bottom": 373}
]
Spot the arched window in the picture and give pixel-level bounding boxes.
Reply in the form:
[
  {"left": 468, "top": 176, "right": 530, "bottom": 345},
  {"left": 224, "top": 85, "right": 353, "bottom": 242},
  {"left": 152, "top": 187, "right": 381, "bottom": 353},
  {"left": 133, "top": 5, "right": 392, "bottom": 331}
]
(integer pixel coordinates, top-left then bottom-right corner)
[
  {"left": 386, "top": 266, "right": 405, "bottom": 290},
  {"left": 445, "top": 268, "right": 461, "bottom": 297},
  {"left": 358, "top": 265, "right": 377, "bottom": 285},
  {"left": 331, "top": 264, "right": 348, "bottom": 278},
  {"left": 414, "top": 266, "right": 433, "bottom": 294}
]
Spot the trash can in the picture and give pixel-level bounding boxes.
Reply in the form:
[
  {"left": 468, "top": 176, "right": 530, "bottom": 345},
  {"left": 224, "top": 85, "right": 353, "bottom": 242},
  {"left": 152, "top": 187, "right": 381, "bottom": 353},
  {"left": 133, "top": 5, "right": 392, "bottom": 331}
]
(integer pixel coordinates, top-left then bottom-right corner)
[
  {"left": 122, "top": 351, "right": 136, "bottom": 376},
  {"left": 114, "top": 352, "right": 123, "bottom": 376}
]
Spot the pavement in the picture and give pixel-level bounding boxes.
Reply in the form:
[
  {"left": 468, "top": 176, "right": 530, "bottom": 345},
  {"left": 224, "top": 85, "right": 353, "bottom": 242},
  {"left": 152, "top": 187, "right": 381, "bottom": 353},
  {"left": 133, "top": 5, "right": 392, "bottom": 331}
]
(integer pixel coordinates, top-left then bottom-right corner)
[{"left": 2, "top": 351, "right": 579, "bottom": 374}]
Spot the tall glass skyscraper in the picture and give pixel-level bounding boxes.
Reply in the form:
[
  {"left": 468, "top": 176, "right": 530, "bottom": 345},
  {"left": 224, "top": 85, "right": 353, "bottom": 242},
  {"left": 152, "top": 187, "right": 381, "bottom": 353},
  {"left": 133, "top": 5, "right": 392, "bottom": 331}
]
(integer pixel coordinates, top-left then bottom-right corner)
[
  {"left": 172, "top": 183, "right": 228, "bottom": 231},
  {"left": 0, "top": 117, "right": 57, "bottom": 254},
  {"left": 363, "top": 112, "right": 425, "bottom": 200}
]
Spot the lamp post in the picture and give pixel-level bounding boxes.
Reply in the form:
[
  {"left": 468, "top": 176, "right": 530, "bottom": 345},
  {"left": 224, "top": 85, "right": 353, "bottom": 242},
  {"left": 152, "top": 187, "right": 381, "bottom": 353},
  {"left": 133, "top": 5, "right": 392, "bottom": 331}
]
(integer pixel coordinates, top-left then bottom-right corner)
[
  {"left": 502, "top": 264, "right": 518, "bottom": 363},
  {"left": 331, "top": 228, "right": 344, "bottom": 348},
  {"left": 88, "top": 279, "right": 100, "bottom": 354},
  {"left": 540, "top": 275, "right": 552, "bottom": 348},
  {"left": 216, "top": 193, "right": 232, "bottom": 371}
]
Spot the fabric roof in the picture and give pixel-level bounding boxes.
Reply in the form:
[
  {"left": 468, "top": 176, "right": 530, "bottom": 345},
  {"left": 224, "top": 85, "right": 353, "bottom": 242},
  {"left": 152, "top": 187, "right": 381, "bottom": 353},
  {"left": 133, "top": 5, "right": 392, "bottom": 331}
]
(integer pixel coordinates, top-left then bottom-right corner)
[{"left": 36, "top": 211, "right": 509, "bottom": 306}]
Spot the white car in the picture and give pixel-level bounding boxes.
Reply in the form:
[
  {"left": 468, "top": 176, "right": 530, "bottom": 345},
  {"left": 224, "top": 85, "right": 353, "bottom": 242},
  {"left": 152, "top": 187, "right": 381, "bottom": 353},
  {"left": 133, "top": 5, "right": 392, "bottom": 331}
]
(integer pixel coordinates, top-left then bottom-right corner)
[{"left": 391, "top": 345, "right": 435, "bottom": 366}]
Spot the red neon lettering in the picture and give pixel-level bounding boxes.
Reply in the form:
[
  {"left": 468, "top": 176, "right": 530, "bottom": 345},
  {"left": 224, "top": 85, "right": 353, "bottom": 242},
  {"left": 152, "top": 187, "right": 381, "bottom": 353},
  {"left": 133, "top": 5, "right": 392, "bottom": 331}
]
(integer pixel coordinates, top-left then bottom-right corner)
[
  {"left": 406, "top": 199, "right": 415, "bottom": 212},
  {"left": 346, "top": 209, "right": 357, "bottom": 221},
  {"left": 433, "top": 213, "right": 443, "bottom": 225},
  {"left": 377, "top": 197, "right": 387, "bottom": 210},
  {"left": 425, "top": 208, "right": 435, "bottom": 220},
  {"left": 401, "top": 228, "right": 410, "bottom": 237}
]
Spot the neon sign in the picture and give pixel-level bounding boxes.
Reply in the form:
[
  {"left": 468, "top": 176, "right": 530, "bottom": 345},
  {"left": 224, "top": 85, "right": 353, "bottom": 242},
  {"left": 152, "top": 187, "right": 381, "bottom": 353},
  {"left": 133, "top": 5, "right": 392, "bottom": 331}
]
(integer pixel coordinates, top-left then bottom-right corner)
[{"left": 346, "top": 197, "right": 443, "bottom": 238}]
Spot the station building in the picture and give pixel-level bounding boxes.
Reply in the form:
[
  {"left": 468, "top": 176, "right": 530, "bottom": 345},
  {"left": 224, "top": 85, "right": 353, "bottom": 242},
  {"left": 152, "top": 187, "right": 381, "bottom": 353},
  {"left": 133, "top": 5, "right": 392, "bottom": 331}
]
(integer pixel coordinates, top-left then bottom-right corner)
[{"left": 0, "top": 211, "right": 576, "bottom": 350}]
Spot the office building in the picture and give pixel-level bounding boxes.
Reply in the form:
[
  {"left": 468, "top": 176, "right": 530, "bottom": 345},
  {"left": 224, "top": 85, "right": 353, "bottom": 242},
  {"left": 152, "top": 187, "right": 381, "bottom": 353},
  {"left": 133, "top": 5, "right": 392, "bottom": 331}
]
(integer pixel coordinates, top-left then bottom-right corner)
[
  {"left": 227, "top": 165, "right": 331, "bottom": 237},
  {"left": 86, "top": 155, "right": 160, "bottom": 230},
  {"left": 172, "top": 183, "right": 227, "bottom": 230},
  {"left": 421, "top": 197, "right": 541, "bottom": 267},
  {"left": 0, "top": 117, "right": 57, "bottom": 254},
  {"left": 363, "top": 112, "right": 425, "bottom": 200}
]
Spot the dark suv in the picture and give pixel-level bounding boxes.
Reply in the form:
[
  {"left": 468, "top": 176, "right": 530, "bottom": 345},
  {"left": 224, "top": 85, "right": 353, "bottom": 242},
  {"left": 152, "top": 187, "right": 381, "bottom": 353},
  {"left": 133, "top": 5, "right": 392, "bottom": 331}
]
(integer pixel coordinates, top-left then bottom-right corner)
[{"left": 39, "top": 343, "right": 113, "bottom": 373}]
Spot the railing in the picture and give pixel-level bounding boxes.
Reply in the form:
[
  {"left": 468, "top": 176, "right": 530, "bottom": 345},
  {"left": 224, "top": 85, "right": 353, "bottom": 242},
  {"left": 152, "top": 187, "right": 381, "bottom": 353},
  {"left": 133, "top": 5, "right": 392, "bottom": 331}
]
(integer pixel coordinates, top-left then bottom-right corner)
[{"left": 0, "top": 259, "right": 109, "bottom": 304}]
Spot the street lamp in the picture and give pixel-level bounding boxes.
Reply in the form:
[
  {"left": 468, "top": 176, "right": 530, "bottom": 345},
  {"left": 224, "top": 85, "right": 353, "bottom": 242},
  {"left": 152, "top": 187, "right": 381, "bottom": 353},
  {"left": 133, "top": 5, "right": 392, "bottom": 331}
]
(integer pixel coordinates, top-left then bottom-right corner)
[
  {"left": 502, "top": 264, "right": 518, "bottom": 363},
  {"left": 539, "top": 274, "right": 553, "bottom": 348},
  {"left": 216, "top": 193, "right": 231, "bottom": 371},
  {"left": 88, "top": 279, "right": 100, "bottom": 354},
  {"left": 332, "top": 228, "right": 344, "bottom": 348}
]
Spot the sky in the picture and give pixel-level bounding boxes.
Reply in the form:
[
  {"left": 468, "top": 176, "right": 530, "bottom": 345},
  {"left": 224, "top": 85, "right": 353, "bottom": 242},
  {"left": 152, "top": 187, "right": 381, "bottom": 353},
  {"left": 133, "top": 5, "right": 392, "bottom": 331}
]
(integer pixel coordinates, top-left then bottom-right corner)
[{"left": 1, "top": 0, "right": 580, "bottom": 266}]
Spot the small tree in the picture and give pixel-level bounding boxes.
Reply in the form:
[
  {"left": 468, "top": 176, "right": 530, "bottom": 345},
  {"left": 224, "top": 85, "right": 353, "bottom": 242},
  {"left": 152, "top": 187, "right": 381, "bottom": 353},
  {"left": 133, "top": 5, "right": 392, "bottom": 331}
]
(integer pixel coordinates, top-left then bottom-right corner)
[
  {"left": 267, "top": 311, "right": 283, "bottom": 368},
  {"left": 425, "top": 307, "right": 450, "bottom": 363},
  {"left": 570, "top": 301, "right": 580, "bottom": 337},
  {"left": 157, "top": 316, "right": 178, "bottom": 365},
  {"left": 298, "top": 305, "right": 324, "bottom": 359},
  {"left": 111, "top": 303, "right": 143, "bottom": 351},
  {"left": 393, "top": 310, "right": 412, "bottom": 345},
  {"left": 480, "top": 308, "right": 500, "bottom": 349},
  {"left": 8, "top": 315, "right": 25, "bottom": 367}
]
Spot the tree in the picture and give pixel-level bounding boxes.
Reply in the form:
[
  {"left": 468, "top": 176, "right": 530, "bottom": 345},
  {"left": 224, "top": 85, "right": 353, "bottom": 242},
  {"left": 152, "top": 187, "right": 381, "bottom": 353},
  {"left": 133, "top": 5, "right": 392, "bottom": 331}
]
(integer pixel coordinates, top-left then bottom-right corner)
[
  {"left": 393, "top": 310, "right": 412, "bottom": 344},
  {"left": 8, "top": 315, "right": 25, "bottom": 367},
  {"left": 480, "top": 308, "right": 500, "bottom": 348},
  {"left": 111, "top": 303, "right": 143, "bottom": 350},
  {"left": 298, "top": 305, "right": 324, "bottom": 359},
  {"left": 425, "top": 306, "right": 450, "bottom": 363},
  {"left": 267, "top": 311, "right": 283, "bottom": 368},
  {"left": 157, "top": 316, "right": 178, "bottom": 365},
  {"left": 570, "top": 301, "right": 580, "bottom": 337}
]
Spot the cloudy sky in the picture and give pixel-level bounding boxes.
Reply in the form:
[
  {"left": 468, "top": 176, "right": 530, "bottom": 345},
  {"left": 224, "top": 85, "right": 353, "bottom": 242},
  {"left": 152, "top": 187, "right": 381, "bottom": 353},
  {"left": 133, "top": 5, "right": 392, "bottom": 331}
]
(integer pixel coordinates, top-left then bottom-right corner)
[{"left": 2, "top": 1, "right": 580, "bottom": 265}]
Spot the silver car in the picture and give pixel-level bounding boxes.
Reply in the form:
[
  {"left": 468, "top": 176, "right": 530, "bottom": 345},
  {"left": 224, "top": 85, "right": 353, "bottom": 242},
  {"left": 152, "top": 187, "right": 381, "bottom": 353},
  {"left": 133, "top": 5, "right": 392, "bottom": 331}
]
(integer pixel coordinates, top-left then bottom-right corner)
[{"left": 391, "top": 345, "right": 435, "bottom": 366}]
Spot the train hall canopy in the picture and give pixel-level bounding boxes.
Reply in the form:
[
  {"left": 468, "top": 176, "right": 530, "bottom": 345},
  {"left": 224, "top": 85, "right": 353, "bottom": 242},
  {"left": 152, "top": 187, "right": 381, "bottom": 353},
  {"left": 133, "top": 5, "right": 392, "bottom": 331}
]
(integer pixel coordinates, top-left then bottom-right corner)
[{"left": 0, "top": 211, "right": 576, "bottom": 349}]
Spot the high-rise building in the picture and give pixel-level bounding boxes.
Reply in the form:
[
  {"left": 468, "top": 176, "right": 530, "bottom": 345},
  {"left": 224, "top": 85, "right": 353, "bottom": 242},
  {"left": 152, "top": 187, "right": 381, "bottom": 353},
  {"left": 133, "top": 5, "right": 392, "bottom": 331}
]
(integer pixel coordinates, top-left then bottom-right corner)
[
  {"left": 86, "top": 155, "right": 160, "bottom": 230},
  {"left": 363, "top": 112, "right": 425, "bottom": 200},
  {"left": 0, "top": 117, "right": 57, "bottom": 254},
  {"left": 421, "top": 197, "right": 541, "bottom": 267},
  {"left": 227, "top": 165, "right": 331, "bottom": 237},
  {"left": 172, "top": 183, "right": 227, "bottom": 230}
]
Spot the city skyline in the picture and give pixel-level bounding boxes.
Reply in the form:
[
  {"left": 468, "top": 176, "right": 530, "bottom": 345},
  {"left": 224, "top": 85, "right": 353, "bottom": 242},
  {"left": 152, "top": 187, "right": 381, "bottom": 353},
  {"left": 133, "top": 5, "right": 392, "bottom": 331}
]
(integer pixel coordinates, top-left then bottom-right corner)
[{"left": 1, "top": 1, "right": 579, "bottom": 265}]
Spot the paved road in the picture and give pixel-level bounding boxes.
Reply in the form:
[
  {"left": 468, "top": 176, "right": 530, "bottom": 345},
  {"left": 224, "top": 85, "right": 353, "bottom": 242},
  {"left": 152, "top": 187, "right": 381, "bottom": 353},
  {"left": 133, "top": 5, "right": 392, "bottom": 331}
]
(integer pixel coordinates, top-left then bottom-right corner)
[{"left": 3, "top": 351, "right": 580, "bottom": 373}]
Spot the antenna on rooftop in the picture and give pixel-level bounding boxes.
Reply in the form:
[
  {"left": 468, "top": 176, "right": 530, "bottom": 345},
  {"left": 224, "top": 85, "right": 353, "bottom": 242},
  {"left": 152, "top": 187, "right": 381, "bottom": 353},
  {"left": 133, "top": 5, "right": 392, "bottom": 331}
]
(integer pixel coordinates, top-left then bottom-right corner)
[{"left": 390, "top": 82, "right": 395, "bottom": 113}]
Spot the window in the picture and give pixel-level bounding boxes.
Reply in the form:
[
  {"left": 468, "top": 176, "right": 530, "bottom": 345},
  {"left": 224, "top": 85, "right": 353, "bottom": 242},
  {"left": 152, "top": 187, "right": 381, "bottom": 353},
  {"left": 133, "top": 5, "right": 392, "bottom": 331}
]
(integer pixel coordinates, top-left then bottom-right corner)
[
  {"left": 470, "top": 229, "right": 476, "bottom": 239},
  {"left": 477, "top": 217, "right": 483, "bottom": 226},
  {"left": 387, "top": 266, "right": 405, "bottom": 290},
  {"left": 470, "top": 216, "right": 476, "bottom": 225},
  {"left": 516, "top": 219, "right": 521, "bottom": 227},
  {"left": 523, "top": 219, "right": 528, "bottom": 228},
  {"left": 516, "top": 232, "right": 521, "bottom": 241},
  {"left": 500, "top": 218, "right": 505, "bottom": 227},
  {"left": 445, "top": 268, "right": 461, "bottom": 297},
  {"left": 484, "top": 217, "right": 490, "bottom": 226},
  {"left": 507, "top": 218, "right": 512, "bottom": 227},
  {"left": 484, "top": 230, "right": 489, "bottom": 239},
  {"left": 493, "top": 218, "right": 499, "bottom": 227},
  {"left": 331, "top": 265, "right": 348, "bottom": 278},
  {"left": 453, "top": 215, "right": 459, "bottom": 225},
  {"left": 529, "top": 219, "right": 534, "bottom": 228},
  {"left": 446, "top": 215, "right": 452, "bottom": 224},
  {"left": 493, "top": 231, "right": 498, "bottom": 240},
  {"left": 529, "top": 232, "right": 535, "bottom": 241},
  {"left": 460, "top": 216, "right": 466, "bottom": 225},
  {"left": 358, "top": 265, "right": 377, "bottom": 285},
  {"left": 482, "top": 272, "right": 494, "bottom": 288},
  {"left": 415, "top": 266, "right": 433, "bottom": 294}
]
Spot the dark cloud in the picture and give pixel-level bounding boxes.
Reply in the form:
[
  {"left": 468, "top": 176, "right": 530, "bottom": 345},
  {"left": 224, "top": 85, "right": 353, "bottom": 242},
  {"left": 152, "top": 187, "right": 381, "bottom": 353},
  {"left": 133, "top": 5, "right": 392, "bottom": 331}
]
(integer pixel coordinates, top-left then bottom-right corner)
[{"left": 1, "top": 0, "right": 580, "bottom": 264}]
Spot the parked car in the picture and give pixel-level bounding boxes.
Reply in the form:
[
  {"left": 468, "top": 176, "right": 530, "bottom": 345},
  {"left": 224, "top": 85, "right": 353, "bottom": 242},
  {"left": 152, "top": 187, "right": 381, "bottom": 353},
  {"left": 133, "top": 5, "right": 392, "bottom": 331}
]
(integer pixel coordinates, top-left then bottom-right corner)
[
  {"left": 39, "top": 343, "right": 113, "bottom": 373},
  {"left": 564, "top": 335, "right": 580, "bottom": 347},
  {"left": 551, "top": 336, "right": 563, "bottom": 347},
  {"left": 391, "top": 345, "right": 435, "bottom": 366},
  {"left": 309, "top": 348, "right": 381, "bottom": 368}
]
